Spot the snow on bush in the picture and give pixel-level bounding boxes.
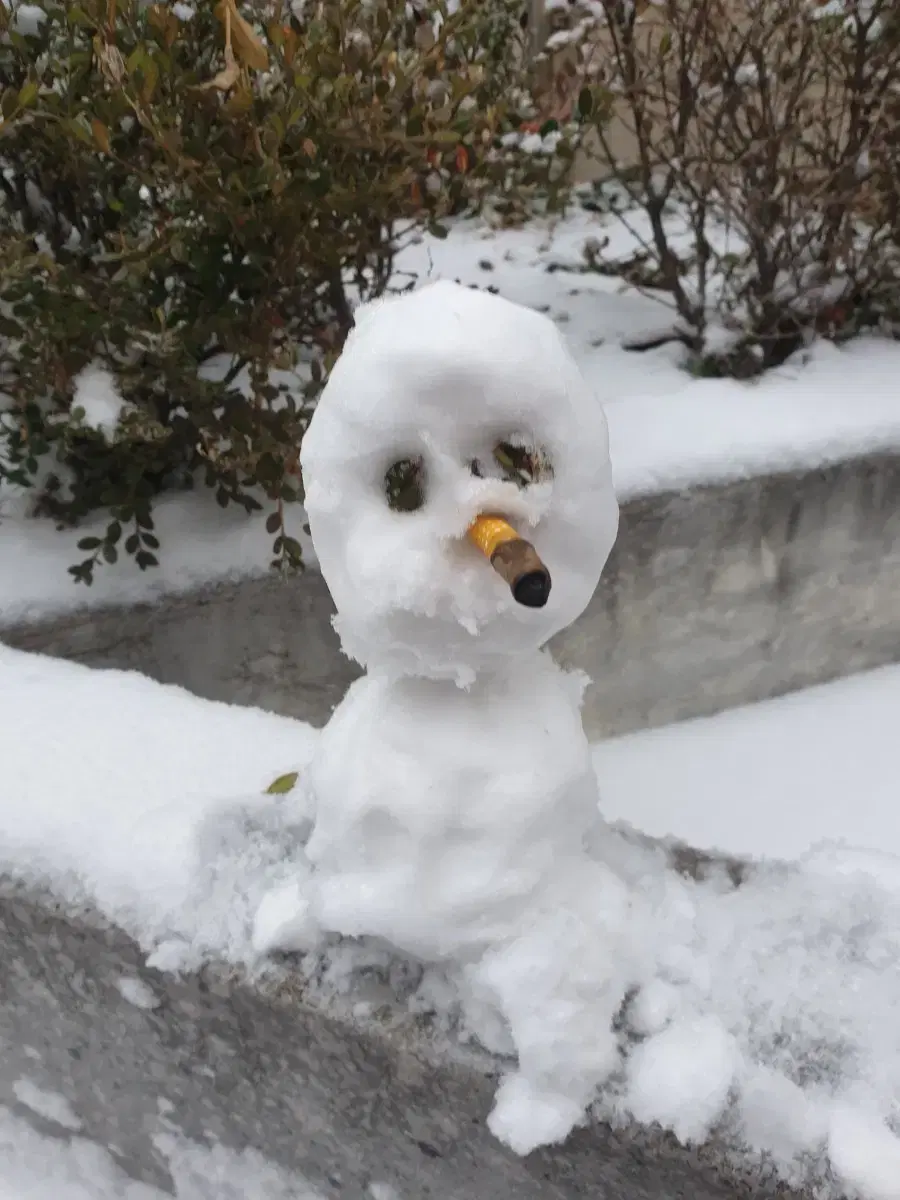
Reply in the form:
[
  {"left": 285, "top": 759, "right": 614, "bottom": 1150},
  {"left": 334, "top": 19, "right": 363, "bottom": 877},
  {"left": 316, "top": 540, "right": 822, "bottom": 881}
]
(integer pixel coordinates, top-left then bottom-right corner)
[
  {"left": 0, "top": 0, "right": 573, "bottom": 582},
  {"left": 545, "top": 0, "right": 900, "bottom": 374}
]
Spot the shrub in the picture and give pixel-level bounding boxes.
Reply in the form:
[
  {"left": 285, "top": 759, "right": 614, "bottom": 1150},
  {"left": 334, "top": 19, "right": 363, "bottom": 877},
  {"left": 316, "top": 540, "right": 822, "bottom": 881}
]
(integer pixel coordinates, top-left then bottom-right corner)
[
  {"left": 544, "top": 0, "right": 900, "bottom": 375},
  {"left": 0, "top": 0, "right": 572, "bottom": 580}
]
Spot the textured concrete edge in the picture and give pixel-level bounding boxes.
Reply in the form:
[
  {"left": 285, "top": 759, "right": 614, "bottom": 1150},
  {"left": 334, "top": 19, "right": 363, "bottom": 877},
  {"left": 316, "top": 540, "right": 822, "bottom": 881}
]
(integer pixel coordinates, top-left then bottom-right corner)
[
  {"left": 0, "top": 880, "right": 797, "bottom": 1200},
  {"left": 6, "top": 449, "right": 900, "bottom": 740}
]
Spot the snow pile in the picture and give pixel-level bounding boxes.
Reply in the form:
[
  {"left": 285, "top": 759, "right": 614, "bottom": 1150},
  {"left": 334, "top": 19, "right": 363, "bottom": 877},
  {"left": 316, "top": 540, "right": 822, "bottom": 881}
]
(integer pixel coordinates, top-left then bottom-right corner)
[
  {"left": 0, "top": 1093, "right": 325, "bottom": 1198},
  {"left": 300, "top": 280, "right": 618, "bottom": 682},
  {"left": 5, "top": 644, "right": 900, "bottom": 1195},
  {"left": 0, "top": 643, "right": 317, "bottom": 968}
]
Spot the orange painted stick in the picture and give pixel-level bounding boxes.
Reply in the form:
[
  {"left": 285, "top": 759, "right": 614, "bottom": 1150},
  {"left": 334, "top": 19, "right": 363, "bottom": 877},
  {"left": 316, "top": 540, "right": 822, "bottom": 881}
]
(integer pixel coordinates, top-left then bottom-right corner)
[{"left": 467, "top": 515, "right": 552, "bottom": 609}]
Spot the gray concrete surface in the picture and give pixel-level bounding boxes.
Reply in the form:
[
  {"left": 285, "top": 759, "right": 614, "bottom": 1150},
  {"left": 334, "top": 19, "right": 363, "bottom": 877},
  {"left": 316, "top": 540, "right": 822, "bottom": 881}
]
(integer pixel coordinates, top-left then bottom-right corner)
[
  {"left": 0, "top": 891, "right": 794, "bottom": 1199},
  {"left": 7, "top": 451, "right": 900, "bottom": 739}
]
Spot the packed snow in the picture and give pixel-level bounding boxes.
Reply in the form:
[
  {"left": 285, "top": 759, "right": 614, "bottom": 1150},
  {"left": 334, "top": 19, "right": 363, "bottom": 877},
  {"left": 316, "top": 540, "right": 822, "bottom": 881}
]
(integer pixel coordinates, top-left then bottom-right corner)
[
  {"left": 5, "top": 208, "right": 900, "bottom": 625},
  {"left": 300, "top": 281, "right": 618, "bottom": 680},
  {"left": 594, "top": 665, "right": 900, "bottom": 861},
  {"left": 0, "top": 1099, "right": 325, "bottom": 1198}
]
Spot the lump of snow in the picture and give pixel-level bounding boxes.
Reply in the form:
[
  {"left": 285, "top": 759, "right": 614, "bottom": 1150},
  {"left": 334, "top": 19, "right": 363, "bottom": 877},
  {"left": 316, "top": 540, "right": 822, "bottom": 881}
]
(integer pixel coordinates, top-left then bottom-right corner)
[
  {"left": 12, "top": 1079, "right": 83, "bottom": 1132},
  {"left": 251, "top": 872, "right": 322, "bottom": 957},
  {"left": 487, "top": 1074, "right": 587, "bottom": 1155},
  {"left": 71, "top": 364, "right": 126, "bottom": 439},
  {"left": 116, "top": 976, "right": 161, "bottom": 1011},
  {"left": 738, "top": 1065, "right": 829, "bottom": 1170},
  {"left": 624, "top": 1016, "right": 740, "bottom": 1143},
  {"left": 1, "top": 2, "right": 45, "bottom": 35},
  {"left": 829, "top": 1107, "right": 900, "bottom": 1200}
]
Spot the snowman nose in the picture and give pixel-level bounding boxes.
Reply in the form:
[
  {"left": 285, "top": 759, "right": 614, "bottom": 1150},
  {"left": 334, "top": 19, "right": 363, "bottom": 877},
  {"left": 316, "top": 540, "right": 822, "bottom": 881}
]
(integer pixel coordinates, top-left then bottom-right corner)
[{"left": 466, "top": 515, "right": 552, "bottom": 609}]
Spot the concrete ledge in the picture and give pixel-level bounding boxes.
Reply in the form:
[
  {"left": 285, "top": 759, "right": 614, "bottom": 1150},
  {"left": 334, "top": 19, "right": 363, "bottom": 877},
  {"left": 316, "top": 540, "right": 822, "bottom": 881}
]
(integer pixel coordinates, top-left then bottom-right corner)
[
  {"left": 0, "top": 890, "right": 791, "bottom": 1199},
  {"left": 6, "top": 451, "right": 900, "bottom": 738}
]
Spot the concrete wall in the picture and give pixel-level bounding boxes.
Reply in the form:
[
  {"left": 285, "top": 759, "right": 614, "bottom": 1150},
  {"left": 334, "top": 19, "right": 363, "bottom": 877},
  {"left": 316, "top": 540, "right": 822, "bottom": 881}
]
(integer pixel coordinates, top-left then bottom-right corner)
[
  {"left": 6, "top": 451, "right": 900, "bottom": 739},
  {"left": 0, "top": 890, "right": 793, "bottom": 1199}
]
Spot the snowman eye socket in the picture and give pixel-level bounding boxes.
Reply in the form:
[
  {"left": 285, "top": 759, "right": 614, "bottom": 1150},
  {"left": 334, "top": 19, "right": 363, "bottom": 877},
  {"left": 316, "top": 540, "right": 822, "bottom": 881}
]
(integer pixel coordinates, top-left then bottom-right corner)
[
  {"left": 492, "top": 439, "right": 554, "bottom": 488},
  {"left": 384, "top": 456, "right": 427, "bottom": 512}
]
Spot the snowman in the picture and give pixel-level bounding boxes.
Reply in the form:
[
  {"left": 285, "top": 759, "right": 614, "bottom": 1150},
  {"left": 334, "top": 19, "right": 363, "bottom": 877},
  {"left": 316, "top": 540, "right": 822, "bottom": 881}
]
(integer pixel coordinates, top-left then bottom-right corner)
[{"left": 256, "top": 280, "right": 637, "bottom": 1154}]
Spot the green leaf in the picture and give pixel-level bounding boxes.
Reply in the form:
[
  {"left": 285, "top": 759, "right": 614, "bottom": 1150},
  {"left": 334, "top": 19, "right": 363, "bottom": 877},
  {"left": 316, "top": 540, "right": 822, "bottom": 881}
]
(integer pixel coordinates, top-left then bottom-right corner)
[
  {"left": 64, "top": 118, "right": 94, "bottom": 146},
  {"left": 577, "top": 87, "right": 593, "bottom": 118},
  {"left": 17, "top": 80, "right": 39, "bottom": 108},
  {"left": 77, "top": 537, "right": 102, "bottom": 551},
  {"left": 265, "top": 770, "right": 299, "bottom": 795}
]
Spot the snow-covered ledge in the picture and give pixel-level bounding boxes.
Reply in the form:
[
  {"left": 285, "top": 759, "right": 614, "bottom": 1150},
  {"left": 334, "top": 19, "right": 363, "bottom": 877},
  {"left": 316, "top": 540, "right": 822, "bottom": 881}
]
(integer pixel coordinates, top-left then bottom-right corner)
[
  {"left": 6, "top": 449, "right": 900, "bottom": 738},
  {"left": 0, "top": 885, "right": 793, "bottom": 1200}
]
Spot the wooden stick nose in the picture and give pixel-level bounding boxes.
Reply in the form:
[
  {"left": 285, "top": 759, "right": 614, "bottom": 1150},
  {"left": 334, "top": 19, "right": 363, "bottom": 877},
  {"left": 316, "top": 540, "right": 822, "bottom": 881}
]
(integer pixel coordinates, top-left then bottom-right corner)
[{"left": 466, "top": 515, "right": 552, "bottom": 608}]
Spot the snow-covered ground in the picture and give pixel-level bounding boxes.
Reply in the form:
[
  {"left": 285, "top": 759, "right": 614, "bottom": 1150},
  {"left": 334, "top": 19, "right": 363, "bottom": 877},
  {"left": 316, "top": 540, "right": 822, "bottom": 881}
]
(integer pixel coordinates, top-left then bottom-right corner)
[
  {"left": 4, "top": 207, "right": 900, "bottom": 624},
  {"left": 3, "top": 640, "right": 900, "bottom": 1199}
]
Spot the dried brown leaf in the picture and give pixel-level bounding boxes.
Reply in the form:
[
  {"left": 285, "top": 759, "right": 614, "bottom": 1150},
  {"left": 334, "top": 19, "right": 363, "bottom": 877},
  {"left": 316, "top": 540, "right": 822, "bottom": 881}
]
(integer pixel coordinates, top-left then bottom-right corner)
[
  {"left": 93, "top": 36, "right": 126, "bottom": 85},
  {"left": 195, "top": 44, "right": 242, "bottom": 92},
  {"left": 215, "top": 0, "right": 269, "bottom": 71},
  {"left": 91, "top": 118, "right": 111, "bottom": 152}
]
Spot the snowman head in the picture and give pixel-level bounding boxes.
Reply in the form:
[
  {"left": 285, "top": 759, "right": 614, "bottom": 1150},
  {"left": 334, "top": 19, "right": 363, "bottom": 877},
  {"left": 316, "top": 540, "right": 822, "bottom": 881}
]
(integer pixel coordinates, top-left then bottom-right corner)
[{"left": 300, "top": 280, "right": 618, "bottom": 684}]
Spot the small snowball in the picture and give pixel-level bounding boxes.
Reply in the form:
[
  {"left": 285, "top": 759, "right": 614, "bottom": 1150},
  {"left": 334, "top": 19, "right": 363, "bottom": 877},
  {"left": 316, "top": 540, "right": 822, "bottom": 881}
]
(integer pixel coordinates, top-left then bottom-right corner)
[
  {"left": 628, "top": 978, "right": 679, "bottom": 1036},
  {"left": 116, "top": 976, "right": 161, "bottom": 1011},
  {"left": 13, "top": 1078, "right": 82, "bottom": 1131},
  {"left": 829, "top": 1106, "right": 900, "bottom": 1200},
  {"left": 146, "top": 938, "right": 192, "bottom": 973},
  {"left": 72, "top": 364, "right": 126, "bottom": 438},
  {"left": 624, "top": 1016, "right": 739, "bottom": 1144},
  {"left": 487, "top": 1074, "right": 586, "bottom": 1156},
  {"left": 738, "top": 1065, "right": 829, "bottom": 1167}
]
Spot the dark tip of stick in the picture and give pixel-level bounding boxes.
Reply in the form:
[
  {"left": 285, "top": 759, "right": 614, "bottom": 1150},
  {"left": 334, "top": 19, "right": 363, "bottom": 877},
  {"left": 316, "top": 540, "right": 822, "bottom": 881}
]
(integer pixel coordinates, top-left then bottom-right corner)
[{"left": 513, "top": 569, "right": 552, "bottom": 608}]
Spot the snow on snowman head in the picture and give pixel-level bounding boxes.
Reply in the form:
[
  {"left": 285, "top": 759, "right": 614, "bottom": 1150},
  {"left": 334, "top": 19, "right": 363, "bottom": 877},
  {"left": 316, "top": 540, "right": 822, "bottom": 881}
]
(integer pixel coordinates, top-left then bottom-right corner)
[{"left": 300, "top": 280, "right": 618, "bottom": 684}]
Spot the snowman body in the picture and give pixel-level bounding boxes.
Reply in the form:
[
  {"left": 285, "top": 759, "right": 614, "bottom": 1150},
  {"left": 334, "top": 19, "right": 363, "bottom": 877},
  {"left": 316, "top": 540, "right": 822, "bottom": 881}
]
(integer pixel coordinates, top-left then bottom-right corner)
[
  {"left": 303, "top": 655, "right": 599, "bottom": 960},
  {"left": 288, "top": 281, "right": 630, "bottom": 1153}
]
